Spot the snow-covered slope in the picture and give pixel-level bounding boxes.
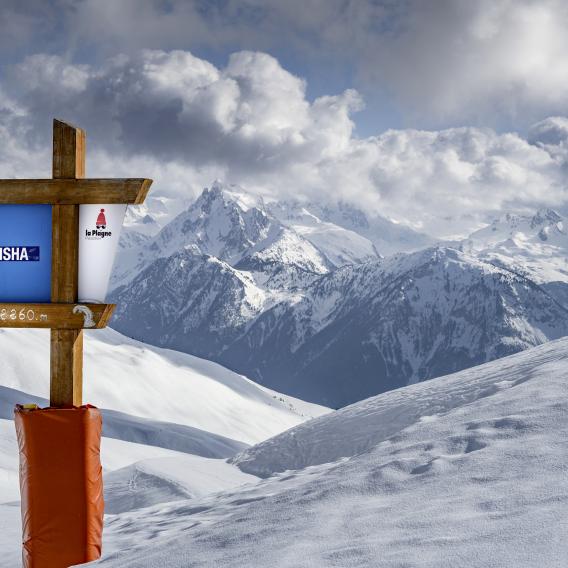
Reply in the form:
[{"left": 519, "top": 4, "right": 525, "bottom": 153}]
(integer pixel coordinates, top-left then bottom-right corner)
[
  {"left": 91, "top": 336, "right": 568, "bottom": 568},
  {"left": 104, "top": 454, "right": 256, "bottom": 515},
  {"left": 0, "top": 328, "right": 328, "bottom": 565},
  {"left": 268, "top": 200, "right": 381, "bottom": 266},
  {"left": 460, "top": 208, "right": 568, "bottom": 284},
  {"left": 0, "top": 327, "right": 328, "bottom": 445},
  {"left": 232, "top": 335, "right": 568, "bottom": 476},
  {"left": 271, "top": 200, "right": 434, "bottom": 258}
]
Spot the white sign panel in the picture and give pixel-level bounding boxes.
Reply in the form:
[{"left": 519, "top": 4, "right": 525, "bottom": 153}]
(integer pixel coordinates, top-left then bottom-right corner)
[{"left": 78, "top": 204, "right": 127, "bottom": 303}]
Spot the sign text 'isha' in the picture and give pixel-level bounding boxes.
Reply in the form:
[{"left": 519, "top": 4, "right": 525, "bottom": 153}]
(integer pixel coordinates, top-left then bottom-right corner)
[
  {"left": 0, "top": 204, "right": 51, "bottom": 302},
  {"left": 0, "top": 246, "right": 40, "bottom": 261}
]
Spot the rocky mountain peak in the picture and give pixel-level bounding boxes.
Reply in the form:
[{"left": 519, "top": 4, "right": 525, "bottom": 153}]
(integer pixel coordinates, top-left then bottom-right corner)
[{"left": 530, "top": 208, "right": 563, "bottom": 229}]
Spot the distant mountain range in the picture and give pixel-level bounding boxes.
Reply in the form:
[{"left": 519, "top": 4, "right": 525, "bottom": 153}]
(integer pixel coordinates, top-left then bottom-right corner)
[
  {"left": 456, "top": 208, "right": 568, "bottom": 284},
  {"left": 109, "top": 182, "right": 568, "bottom": 407}
]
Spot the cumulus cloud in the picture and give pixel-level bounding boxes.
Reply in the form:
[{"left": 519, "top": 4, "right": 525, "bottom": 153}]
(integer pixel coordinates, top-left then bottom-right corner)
[
  {"left": 1, "top": 49, "right": 567, "bottom": 238},
  {"left": 4, "top": 49, "right": 363, "bottom": 175},
  {"left": 528, "top": 117, "right": 568, "bottom": 146}
]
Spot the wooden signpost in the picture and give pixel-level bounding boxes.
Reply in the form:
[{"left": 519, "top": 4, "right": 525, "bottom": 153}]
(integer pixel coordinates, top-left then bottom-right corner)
[
  {"left": 1, "top": 119, "right": 152, "bottom": 567},
  {"left": 0, "top": 119, "right": 152, "bottom": 406}
]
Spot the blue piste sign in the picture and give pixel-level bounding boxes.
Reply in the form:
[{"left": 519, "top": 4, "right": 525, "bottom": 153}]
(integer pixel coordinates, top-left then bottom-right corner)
[{"left": 0, "top": 205, "right": 52, "bottom": 301}]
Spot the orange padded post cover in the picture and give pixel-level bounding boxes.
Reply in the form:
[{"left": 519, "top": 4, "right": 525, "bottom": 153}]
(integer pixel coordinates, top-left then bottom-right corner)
[{"left": 14, "top": 405, "right": 104, "bottom": 568}]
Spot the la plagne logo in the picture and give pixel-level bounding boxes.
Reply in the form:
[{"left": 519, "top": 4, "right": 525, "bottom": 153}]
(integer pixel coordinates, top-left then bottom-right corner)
[
  {"left": 85, "top": 209, "right": 113, "bottom": 240},
  {"left": 0, "top": 246, "right": 40, "bottom": 261}
]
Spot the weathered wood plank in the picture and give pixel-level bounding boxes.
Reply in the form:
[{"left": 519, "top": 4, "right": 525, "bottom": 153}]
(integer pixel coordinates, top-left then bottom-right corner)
[
  {"left": 0, "top": 178, "right": 152, "bottom": 204},
  {"left": 51, "top": 203, "right": 80, "bottom": 302},
  {"left": 0, "top": 303, "right": 115, "bottom": 329},
  {"left": 51, "top": 119, "right": 84, "bottom": 407},
  {"left": 50, "top": 329, "right": 83, "bottom": 407},
  {"left": 53, "top": 118, "right": 85, "bottom": 178}
]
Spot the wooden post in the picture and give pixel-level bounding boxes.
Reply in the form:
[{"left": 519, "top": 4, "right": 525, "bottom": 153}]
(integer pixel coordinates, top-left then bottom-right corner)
[{"left": 50, "top": 119, "right": 85, "bottom": 407}]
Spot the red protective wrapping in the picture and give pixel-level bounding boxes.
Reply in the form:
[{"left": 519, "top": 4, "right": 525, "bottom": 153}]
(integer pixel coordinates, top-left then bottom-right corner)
[{"left": 14, "top": 405, "right": 104, "bottom": 568}]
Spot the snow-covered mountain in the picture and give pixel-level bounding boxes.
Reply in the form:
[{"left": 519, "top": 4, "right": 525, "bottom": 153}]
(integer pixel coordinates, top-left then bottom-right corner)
[
  {"left": 267, "top": 200, "right": 381, "bottom": 266},
  {"left": 108, "top": 184, "right": 568, "bottom": 407},
  {"left": 270, "top": 199, "right": 433, "bottom": 257},
  {"left": 111, "top": 243, "right": 568, "bottom": 407},
  {"left": 90, "top": 336, "right": 568, "bottom": 567},
  {"left": 459, "top": 208, "right": 568, "bottom": 284},
  {"left": 113, "top": 182, "right": 432, "bottom": 293},
  {"left": 222, "top": 247, "right": 568, "bottom": 406},
  {"left": 112, "top": 183, "right": 335, "bottom": 291},
  {"left": 112, "top": 248, "right": 272, "bottom": 356}
]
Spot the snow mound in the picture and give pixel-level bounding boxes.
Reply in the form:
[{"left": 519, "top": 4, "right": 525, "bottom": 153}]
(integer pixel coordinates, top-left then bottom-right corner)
[
  {"left": 232, "top": 336, "right": 568, "bottom": 476},
  {"left": 105, "top": 454, "right": 256, "bottom": 515},
  {"left": 91, "top": 337, "right": 568, "bottom": 567}
]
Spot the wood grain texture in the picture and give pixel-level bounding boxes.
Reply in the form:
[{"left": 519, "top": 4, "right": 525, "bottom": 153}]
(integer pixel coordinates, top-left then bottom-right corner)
[
  {"left": 0, "top": 178, "right": 152, "bottom": 204},
  {"left": 50, "top": 329, "right": 83, "bottom": 407},
  {"left": 51, "top": 203, "right": 79, "bottom": 302},
  {"left": 53, "top": 118, "right": 85, "bottom": 178},
  {"left": 51, "top": 119, "right": 84, "bottom": 407},
  {"left": 0, "top": 303, "right": 115, "bottom": 329}
]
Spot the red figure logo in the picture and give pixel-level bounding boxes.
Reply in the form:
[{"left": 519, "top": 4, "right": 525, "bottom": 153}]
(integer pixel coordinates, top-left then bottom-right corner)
[{"left": 96, "top": 209, "right": 107, "bottom": 229}]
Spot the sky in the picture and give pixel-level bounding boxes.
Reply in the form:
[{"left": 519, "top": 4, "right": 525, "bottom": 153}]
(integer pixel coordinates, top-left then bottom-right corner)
[{"left": 1, "top": 0, "right": 568, "bottom": 237}]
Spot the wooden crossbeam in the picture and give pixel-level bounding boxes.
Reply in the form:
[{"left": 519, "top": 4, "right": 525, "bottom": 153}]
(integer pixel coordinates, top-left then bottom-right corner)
[
  {"left": 0, "top": 178, "right": 152, "bottom": 204},
  {"left": 0, "top": 303, "right": 115, "bottom": 329}
]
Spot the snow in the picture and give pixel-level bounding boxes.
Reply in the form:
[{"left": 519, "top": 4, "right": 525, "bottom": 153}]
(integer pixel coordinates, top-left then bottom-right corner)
[
  {"left": 271, "top": 203, "right": 379, "bottom": 267},
  {"left": 0, "top": 504, "right": 20, "bottom": 568},
  {"left": 87, "top": 337, "right": 568, "bottom": 567},
  {"left": 270, "top": 199, "right": 433, "bottom": 258},
  {"left": 0, "top": 327, "right": 328, "bottom": 445},
  {"left": 242, "top": 223, "right": 330, "bottom": 274},
  {"left": 0, "top": 327, "right": 328, "bottom": 565},
  {"left": 461, "top": 208, "right": 568, "bottom": 283},
  {"left": 104, "top": 453, "right": 256, "bottom": 515}
]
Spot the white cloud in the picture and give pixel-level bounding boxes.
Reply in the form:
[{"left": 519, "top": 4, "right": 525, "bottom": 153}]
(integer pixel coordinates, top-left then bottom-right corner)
[
  {"left": 47, "top": 0, "right": 568, "bottom": 129},
  {"left": 1, "top": 49, "right": 568, "bottom": 238},
  {"left": 14, "top": 54, "right": 90, "bottom": 93},
  {"left": 383, "top": 1, "right": 568, "bottom": 126},
  {"left": 528, "top": 117, "right": 568, "bottom": 146}
]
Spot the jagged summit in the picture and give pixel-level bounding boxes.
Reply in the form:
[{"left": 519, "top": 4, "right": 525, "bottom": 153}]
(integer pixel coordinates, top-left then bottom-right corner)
[
  {"left": 530, "top": 207, "right": 563, "bottom": 228},
  {"left": 201, "top": 181, "right": 265, "bottom": 212},
  {"left": 111, "top": 183, "right": 333, "bottom": 291}
]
